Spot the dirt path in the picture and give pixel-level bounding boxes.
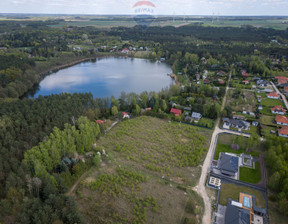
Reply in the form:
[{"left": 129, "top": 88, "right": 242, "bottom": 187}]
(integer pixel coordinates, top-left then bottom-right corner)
[
  {"left": 66, "top": 171, "right": 89, "bottom": 196},
  {"left": 193, "top": 73, "right": 231, "bottom": 224}
]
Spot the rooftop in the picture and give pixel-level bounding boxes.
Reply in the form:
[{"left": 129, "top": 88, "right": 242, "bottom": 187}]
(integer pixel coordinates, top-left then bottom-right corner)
[
  {"left": 267, "top": 92, "right": 279, "bottom": 98},
  {"left": 219, "top": 153, "right": 239, "bottom": 175},
  {"left": 276, "top": 115, "right": 288, "bottom": 124},
  {"left": 278, "top": 126, "right": 288, "bottom": 136}
]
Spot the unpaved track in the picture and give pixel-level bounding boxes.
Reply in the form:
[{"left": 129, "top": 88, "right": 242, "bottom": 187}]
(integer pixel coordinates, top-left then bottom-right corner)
[{"left": 194, "top": 73, "right": 231, "bottom": 224}]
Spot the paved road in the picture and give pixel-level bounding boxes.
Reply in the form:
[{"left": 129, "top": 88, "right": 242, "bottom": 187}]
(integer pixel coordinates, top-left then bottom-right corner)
[
  {"left": 271, "top": 81, "right": 288, "bottom": 110},
  {"left": 194, "top": 73, "right": 251, "bottom": 224}
]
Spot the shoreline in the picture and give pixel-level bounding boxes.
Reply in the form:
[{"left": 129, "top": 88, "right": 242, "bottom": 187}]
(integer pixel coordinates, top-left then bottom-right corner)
[{"left": 170, "top": 73, "right": 180, "bottom": 86}]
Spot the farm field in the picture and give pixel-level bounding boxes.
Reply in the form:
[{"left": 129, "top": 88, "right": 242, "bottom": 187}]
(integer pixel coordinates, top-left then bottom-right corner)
[{"left": 74, "top": 116, "right": 212, "bottom": 223}]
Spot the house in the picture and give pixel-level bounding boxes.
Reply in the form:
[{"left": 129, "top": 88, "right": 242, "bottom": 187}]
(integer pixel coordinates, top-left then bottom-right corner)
[
  {"left": 253, "top": 77, "right": 261, "bottom": 81},
  {"left": 284, "top": 86, "right": 288, "bottom": 93},
  {"left": 275, "top": 76, "right": 288, "bottom": 86},
  {"left": 257, "top": 96, "right": 262, "bottom": 103},
  {"left": 196, "top": 73, "right": 200, "bottom": 81},
  {"left": 145, "top": 107, "right": 152, "bottom": 111},
  {"left": 278, "top": 126, "right": 288, "bottom": 138},
  {"left": 121, "top": 48, "right": 129, "bottom": 54},
  {"left": 218, "top": 153, "right": 239, "bottom": 176},
  {"left": 218, "top": 79, "right": 225, "bottom": 85},
  {"left": 203, "top": 79, "right": 210, "bottom": 84},
  {"left": 122, "top": 112, "right": 130, "bottom": 119},
  {"left": 225, "top": 193, "right": 266, "bottom": 224},
  {"left": 258, "top": 105, "right": 263, "bottom": 110},
  {"left": 252, "top": 121, "right": 259, "bottom": 126},
  {"left": 233, "top": 115, "right": 246, "bottom": 120},
  {"left": 275, "top": 115, "right": 288, "bottom": 126},
  {"left": 225, "top": 199, "right": 251, "bottom": 224},
  {"left": 95, "top": 120, "right": 105, "bottom": 124},
  {"left": 191, "top": 112, "right": 202, "bottom": 120},
  {"left": 271, "top": 105, "right": 286, "bottom": 115},
  {"left": 223, "top": 118, "right": 250, "bottom": 130},
  {"left": 242, "top": 72, "right": 249, "bottom": 77},
  {"left": 249, "top": 112, "right": 255, "bottom": 116},
  {"left": 242, "top": 80, "right": 249, "bottom": 85},
  {"left": 170, "top": 108, "right": 182, "bottom": 117},
  {"left": 277, "top": 78, "right": 287, "bottom": 86},
  {"left": 266, "top": 92, "right": 280, "bottom": 99},
  {"left": 257, "top": 79, "right": 269, "bottom": 87}
]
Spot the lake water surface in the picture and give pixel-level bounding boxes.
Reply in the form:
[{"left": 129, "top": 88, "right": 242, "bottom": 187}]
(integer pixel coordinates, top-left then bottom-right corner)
[{"left": 31, "top": 57, "right": 173, "bottom": 98}]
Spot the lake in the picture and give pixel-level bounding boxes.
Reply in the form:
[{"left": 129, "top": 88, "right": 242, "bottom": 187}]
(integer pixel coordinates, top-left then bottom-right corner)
[{"left": 30, "top": 57, "right": 173, "bottom": 98}]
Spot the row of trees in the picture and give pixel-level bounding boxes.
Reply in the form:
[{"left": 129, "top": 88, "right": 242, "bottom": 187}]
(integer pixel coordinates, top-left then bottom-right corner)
[
  {"left": 24, "top": 116, "right": 100, "bottom": 183},
  {"left": 265, "top": 136, "right": 288, "bottom": 216}
]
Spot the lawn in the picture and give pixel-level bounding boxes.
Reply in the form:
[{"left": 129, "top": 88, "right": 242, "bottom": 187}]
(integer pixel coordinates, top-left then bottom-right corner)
[
  {"left": 260, "top": 115, "right": 277, "bottom": 126},
  {"left": 239, "top": 162, "right": 261, "bottom": 184},
  {"left": 214, "top": 143, "right": 260, "bottom": 160},
  {"left": 261, "top": 98, "right": 285, "bottom": 107},
  {"left": 74, "top": 116, "right": 211, "bottom": 223},
  {"left": 219, "top": 183, "right": 266, "bottom": 208},
  {"left": 260, "top": 105, "right": 273, "bottom": 116}
]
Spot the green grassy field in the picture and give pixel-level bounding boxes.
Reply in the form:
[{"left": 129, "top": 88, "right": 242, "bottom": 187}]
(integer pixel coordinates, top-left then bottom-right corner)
[
  {"left": 214, "top": 144, "right": 260, "bottom": 160},
  {"left": 219, "top": 183, "right": 266, "bottom": 208},
  {"left": 239, "top": 162, "right": 261, "bottom": 184},
  {"left": 261, "top": 98, "right": 285, "bottom": 107},
  {"left": 74, "top": 116, "right": 212, "bottom": 223},
  {"left": 260, "top": 115, "right": 277, "bottom": 126}
]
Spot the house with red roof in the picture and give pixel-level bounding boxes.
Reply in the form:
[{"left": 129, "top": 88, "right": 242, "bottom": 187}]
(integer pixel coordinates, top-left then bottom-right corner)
[
  {"left": 121, "top": 112, "right": 130, "bottom": 119},
  {"left": 275, "top": 76, "right": 288, "bottom": 86},
  {"left": 266, "top": 92, "right": 280, "bottom": 99},
  {"left": 242, "top": 80, "right": 249, "bottom": 85},
  {"left": 121, "top": 48, "right": 129, "bottom": 54},
  {"left": 275, "top": 115, "right": 288, "bottom": 126},
  {"left": 145, "top": 107, "right": 151, "bottom": 111},
  {"left": 284, "top": 86, "right": 288, "bottom": 93},
  {"left": 271, "top": 105, "right": 286, "bottom": 115},
  {"left": 218, "top": 79, "right": 225, "bottom": 85},
  {"left": 277, "top": 79, "right": 287, "bottom": 86},
  {"left": 95, "top": 120, "right": 106, "bottom": 124},
  {"left": 170, "top": 108, "right": 182, "bottom": 117},
  {"left": 275, "top": 76, "right": 288, "bottom": 80},
  {"left": 278, "top": 126, "right": 288, "bottom": 138},
  {"left": 242, "top": 73, "right": 249, "bottom": 77},
  {"left": 204, "top": 79, "right": 210, "bottom": 84}
]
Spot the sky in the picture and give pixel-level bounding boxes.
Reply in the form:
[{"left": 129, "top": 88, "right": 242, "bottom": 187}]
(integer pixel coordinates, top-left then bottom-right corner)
[{"left": 1, "top": 0, "right": 288, "bottom": 16}]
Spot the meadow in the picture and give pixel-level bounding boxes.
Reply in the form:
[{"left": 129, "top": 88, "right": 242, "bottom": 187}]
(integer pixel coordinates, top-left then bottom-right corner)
[{"left": 74, "top": 116, "right": 212, "bottom": 223}]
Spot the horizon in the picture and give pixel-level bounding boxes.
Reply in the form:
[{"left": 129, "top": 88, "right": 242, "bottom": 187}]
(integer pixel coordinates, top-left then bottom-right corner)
[{"left": 1, "top": 0, "right": 288, "bottom": 17}]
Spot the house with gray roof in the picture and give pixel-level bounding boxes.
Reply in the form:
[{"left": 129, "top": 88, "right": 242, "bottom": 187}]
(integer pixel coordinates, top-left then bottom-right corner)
[
  {"left": 225, "top": 199, "right": 250, "bottom": 224},
  {"left": 218, "top": 153, "right": 239, "bottom": 177},
  {"left": 223, "top": 118, "right": 250, "bottom": 130},
  {"left": 191, "top": 112, "right": 202, "bottom": 120}
]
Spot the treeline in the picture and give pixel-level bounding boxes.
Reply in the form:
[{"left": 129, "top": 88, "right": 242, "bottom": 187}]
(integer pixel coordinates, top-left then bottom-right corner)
[
  {"left": 24, "top": 116, "right": 100, "bottom": 184},
  {"left": 0, "top": 93, "right": 97, "bottom": 222},
  {"left": 265, "top": 136, "right": 288, "bottom": 216},
  {"left": 110, "top": 25, "right": 288, "bottom": 43}
]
